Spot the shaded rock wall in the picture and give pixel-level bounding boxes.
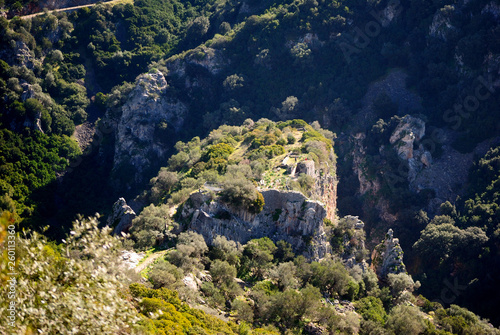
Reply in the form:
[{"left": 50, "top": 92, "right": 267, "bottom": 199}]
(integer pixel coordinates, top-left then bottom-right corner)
[{"left": 113, "top": 70, "right": 187, "bottom": 185}]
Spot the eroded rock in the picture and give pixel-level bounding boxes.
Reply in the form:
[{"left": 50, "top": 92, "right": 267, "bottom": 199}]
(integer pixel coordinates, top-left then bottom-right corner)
[
  {"left": 113, "top": 70, "right": 187, "bottom": 185},
  {"left": 371, "top": 229, "right": 406, "bottom": 278},
  {"left": 108, "top": 198, "right": 136, "bottom": 235},
  {"left": 181, "top": 189, "right": 331, "bottom": 261}
]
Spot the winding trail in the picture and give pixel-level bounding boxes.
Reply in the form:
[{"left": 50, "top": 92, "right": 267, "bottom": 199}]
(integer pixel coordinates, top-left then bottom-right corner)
[
  {"left": 134, "top": 249, "right": 169, "bottom": 273},
  {"left": 19, "top": 0, "right": 132, "bottom": 19}
]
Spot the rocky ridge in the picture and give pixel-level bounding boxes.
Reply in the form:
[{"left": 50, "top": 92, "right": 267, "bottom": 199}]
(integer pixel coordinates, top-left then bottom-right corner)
[{"left": 181, "top": 189, "right": 331, "bottom": 260}]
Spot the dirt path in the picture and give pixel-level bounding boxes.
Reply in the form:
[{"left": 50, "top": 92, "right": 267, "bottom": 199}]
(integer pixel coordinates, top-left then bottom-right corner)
[
  {"left": 134, "top": 249, "right": 169, "bottom": 273},
  {"left": 20, "top": 0, "right": 132, "bottom": 19}
]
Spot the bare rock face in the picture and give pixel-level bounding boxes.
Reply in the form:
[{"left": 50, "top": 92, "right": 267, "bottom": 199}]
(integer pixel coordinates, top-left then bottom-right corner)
[
  {"left": 108, "top": 198, "right": 136, "bottom": 235},
  {"left": 14, "top": 41, "right": 35, "bottom": 69},
  {"left": 0, "top": 41, "right": 35, "bottom": 68},
  {"left": 389, "top": 115, "right": 432, "bottom": 182},
  {"left": 389, "top": 115, "right": 425, "bottom": 159},
  {"left": 113, "top": 70, "right": 187, "bottom": 185},
  {"left": 296, "top": 160, "right": 316, "bottom": 177},
  {"left": 429, "top": 6, "right": 456, "bottom": 41},
  {"left": 352, "top": 133, "right": 381, "bottom": 195},
  {"left": 371, "top": 229, "right": 406, "bottom": 278},
  {"left": 167, "top": 46, "right": 227, "bottom": 78},
  {"left": 181, "top": 190, "right": 331, "bottom": 261}
]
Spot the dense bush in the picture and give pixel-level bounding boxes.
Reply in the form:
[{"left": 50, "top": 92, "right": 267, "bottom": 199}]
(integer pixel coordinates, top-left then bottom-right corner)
[
  {"left": 0, "top": 215, "right": 140, "bottom": 334},
  {"left": 130, "top": 204, "right": 176, "bottom": 249}
]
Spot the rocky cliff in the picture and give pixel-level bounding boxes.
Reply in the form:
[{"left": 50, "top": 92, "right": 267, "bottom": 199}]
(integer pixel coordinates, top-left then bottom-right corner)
[
  {"left": 281, "top": 153, "right": 337, "bottom": 223},
  {"left": 180, "top": 189, "right": 331, "bottom": 260},
  {"left": 112, "top": 70, "right": 187, "bottom": 186},
  {"left": 389, "top": 115, "right": 431, "bottom": 183},
  {"left": 371, "top": 229, "right": 406, "bottom": 278}
]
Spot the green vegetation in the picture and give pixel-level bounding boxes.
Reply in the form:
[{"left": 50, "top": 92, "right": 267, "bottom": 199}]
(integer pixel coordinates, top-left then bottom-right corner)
[
  {"left": 154, "top": 121, "right": 332, "bottom": 198},
  {"left": 0, "top": 128, "right": 80, "bottom": 219},
  {"left": 411, "top": 146, "right": 500, "bottom": 326},
  {"left": 2, "top": 0, "right": 500, "bottom": 332},
  {"left": 0, "top": 214, "right": 140, "bottom": 333}
]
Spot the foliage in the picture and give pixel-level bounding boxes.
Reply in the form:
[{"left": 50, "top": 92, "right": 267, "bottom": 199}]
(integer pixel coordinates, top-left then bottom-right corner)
[
  {"left": 209, "top": 234, "right": 242, "bottom": 267},
  {"left": 0, "top": 215, "right": 140, "bottom": 334},
  {"left": 167, "top": 231, "right": 208, "bottom": 271},
  {"left": 149, "top": 258, "right": 184, "bottom": 289},
  {"left": 130, "top": 283, "right": 239, "bottom": 334},
  {"left": 0, "top": 129, "right": 80, "bottom": 218},
  {"left": 385, "top": 305, "right": 426, "bottom": 335},
  {"left": 240, "top": 237, "right": 277, "bottom": 280},
  {"left": 130, "top": 204, "right": 176, "bottom": 250}
]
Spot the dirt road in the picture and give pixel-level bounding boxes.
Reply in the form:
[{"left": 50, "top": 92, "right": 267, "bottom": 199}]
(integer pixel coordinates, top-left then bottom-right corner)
[
  {"left": 19, "top": 0, "right": 132, "bottom": 19},
  {"left": 134, "top": 249, "right": 169, "bottom": 273}
]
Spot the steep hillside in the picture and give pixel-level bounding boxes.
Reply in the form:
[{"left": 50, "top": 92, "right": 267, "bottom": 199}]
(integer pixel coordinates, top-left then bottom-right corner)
[
  {"left": 121, "top": 119, "right": 336, "bottom": 249},
  {"left": 1, "top": 0, "right": 500, "bottom": 331}
]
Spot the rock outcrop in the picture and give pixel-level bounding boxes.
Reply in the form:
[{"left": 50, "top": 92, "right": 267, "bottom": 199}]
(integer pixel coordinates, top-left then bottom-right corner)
[
  {"left": 167, "top": 46, "right": 227, "bottom": 78},
  {"left": 371, "top": 229, "right": 406, "bottom": 278},
  {"left": 113, "top": 70, "right": 187, "bottom": 185},
  {"left": 389, "top": 115, "right": 425, "bottom": 159},
  {"left": 429, "top": 6, "right": 456, "bottom": 41},
  {"left": 120, "top": 250, "right": 144, "bottom": 270},
  {"left": 389, "top": 115, "right": 432, "bottom": 182},
  {"left": 108, "top": 198, "right": 136, "bottom": 235},
  {"left": 352, "top": 132, "right": 381, "bottom": 195},
  {"left": 180, "top": 189, "right": 331, "bottom": 260},
  {"left": 338, "top": 215, "right": 369, "bottom": 271}
]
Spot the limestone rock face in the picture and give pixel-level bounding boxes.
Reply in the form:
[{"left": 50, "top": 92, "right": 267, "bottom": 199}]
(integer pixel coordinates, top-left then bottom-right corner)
[
  {"left": 352, "top": 133, "right": 381, "bottom": 195},
  {"left": 14, "top": 41, "right": 35, "bottom": 69},
  {"left": 429, "top": 6, "right": 456, "bottom": 40},
  {"left": 108, "top": 198, "right": 136, "bottom": 235},
  {"left": 181, "top": 190, "right": 331, "bottom": 261},
  {"left": 113, "top": 70, "right": 187, "bottom": 185},
  {"left": 0, "top": 41, "right": 35, "bottom": 68},
  {"left": 296, "top": 160, "right": 316, "bottom": 177},
  {"left": 167, "top": 46, "right": 227, "bottom": 78},
  {"left": 311, "top": 170, "right": 337, "bottom": 222},
  {"left": 389, "top": 115, "right": 425, "bottom": 159},
  {"left": 389, "top": 115, "right": 432, "bottom": 182},
  {"left": 372, "top": 229, "right": 406, "bottom": 278}
]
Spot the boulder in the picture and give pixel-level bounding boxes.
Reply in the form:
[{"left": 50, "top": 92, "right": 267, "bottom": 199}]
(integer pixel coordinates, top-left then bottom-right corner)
[{"left": 108, "top": 198, "right": 136, "bottom": 235}]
